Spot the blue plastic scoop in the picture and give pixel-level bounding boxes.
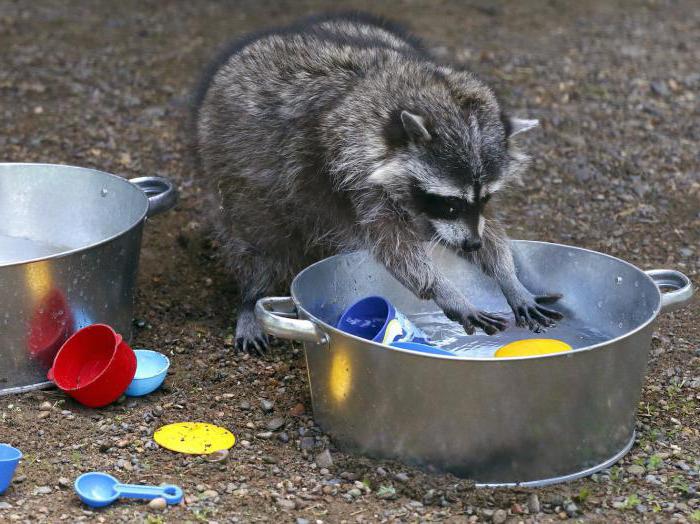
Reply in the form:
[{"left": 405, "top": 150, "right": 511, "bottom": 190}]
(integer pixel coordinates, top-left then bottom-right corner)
[{"left": 75, "top": 472, "right": 183, "bottom": 508}]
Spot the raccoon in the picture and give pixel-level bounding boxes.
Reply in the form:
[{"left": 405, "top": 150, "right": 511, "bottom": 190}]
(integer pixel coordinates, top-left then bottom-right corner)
[{"left": 192, "top": 13, "right": 562, "bottom": 354}]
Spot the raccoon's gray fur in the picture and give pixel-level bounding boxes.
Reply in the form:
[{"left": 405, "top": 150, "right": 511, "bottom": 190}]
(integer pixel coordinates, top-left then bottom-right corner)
[{"left": 193, "top": 13, "right": 562, "bottom": 354}]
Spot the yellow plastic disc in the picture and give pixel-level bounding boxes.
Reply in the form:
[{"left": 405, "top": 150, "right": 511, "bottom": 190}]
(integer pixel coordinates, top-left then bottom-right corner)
[
  {"left": 495, "top": 338, "right": 572, "bottom": 358},
  {"left": 154, "top": 422, "right": 236, "bottom": 454}
]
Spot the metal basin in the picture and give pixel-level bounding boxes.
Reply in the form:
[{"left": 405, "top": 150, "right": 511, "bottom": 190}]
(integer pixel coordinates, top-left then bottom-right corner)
[
  {"left": 256, "top": 242, "right": 693, "bottom": 486},
  {"left": 0, "top": 163, "right": 177, "bottom": 394}
]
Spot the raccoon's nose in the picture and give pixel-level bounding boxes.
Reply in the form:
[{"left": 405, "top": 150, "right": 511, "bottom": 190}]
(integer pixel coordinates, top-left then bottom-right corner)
[{"left": 462, "top": 239, "right": 482, "bottom": 252}]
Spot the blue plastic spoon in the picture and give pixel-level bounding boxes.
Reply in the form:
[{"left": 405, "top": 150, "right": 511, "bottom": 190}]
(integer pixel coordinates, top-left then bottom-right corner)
[{"left": 75, "top": 472, "right": 183, "bottom": 508}]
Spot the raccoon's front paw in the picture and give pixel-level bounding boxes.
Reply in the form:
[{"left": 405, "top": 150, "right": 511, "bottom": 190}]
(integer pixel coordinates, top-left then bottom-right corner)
[
  {"left": 235, "top": 312, "right": 270, "bottom": 356},
  {"left": 445, "top": 305, "right": 508, "bottom": 335},
  {"left": 507, "top": 292, "right": 564, "bottom": 332}
]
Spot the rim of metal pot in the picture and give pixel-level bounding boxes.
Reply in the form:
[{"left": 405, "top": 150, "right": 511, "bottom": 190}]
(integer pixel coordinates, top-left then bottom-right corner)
[
  {"left": 0, "top": 162, "right": 149, "bottom": 269},
  {"left": 290, "top": 240, "right": 664, "bottom": 362}
]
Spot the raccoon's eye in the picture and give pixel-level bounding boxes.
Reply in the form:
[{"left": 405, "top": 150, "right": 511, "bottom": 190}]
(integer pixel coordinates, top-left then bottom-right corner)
[
  {"left": 424, "top": 195, "right": 463, "bottom": 220},
  {"left": 410, "top": 185, "right": 466, "bottom": 220}
]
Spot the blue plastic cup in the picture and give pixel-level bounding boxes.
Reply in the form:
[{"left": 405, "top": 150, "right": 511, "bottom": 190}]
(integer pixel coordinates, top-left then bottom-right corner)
[
  {"left": 0, "top": 444, "right": 22, "bottom": 494},
  {"left": 390, "top": 341, "right": 454, "bottom": 356},
  {"left": 336, "top": 296, "right": 430, "bottom": 345}
]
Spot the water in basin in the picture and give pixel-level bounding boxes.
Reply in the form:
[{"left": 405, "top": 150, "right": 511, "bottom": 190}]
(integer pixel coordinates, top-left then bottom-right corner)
[
  {"left": 0, "top": 233, "right": 72, "bottom": 265},
  {"left": 408, "top": 310, "right": 612, "bottom": 358}
]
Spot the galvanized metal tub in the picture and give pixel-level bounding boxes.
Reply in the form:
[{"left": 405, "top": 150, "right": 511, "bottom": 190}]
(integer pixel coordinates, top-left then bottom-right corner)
[
  {"left": 256, "top": 243, "right": 693, "bottom": 486},
  {"left": 0, "top": 163, "right": 177, "bottom": 395}
]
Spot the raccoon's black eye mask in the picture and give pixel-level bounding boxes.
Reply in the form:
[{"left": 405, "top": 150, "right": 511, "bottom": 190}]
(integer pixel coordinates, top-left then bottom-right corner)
[{"left": 410, "top": 185, "right": 491, "bottom": 220}]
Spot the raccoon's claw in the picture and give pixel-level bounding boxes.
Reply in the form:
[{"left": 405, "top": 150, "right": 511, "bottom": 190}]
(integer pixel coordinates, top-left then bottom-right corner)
[
  {"left": 463, "top": 309, "right": 508, "bottom": 335},
  {"left": 534, "top": 293, "right": 563, "bottom": 306},
  {"left": 234, "top": 309, "right": 270, "bottom": 357},
  {"left": 511, "top": 293, "right": 564, "bottom": 332},
  {"left": 235, "top": 334, "right": 270, "bottom": 356}
]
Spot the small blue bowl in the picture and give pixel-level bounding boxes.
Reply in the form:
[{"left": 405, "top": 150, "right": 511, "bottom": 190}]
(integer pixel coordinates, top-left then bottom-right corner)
[
  {"left": 390, "top": 341, "right": 454, "bottom": 356},
  {"left": 0, "top": 444, "right": 22, "bottom": 494},
  {"left": 124, "top": 350, "right": 170, "bottom": 397}
]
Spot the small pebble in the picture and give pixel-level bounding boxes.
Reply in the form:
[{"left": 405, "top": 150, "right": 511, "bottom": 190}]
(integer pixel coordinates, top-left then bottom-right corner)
[
  {"left": 276, "top": 498, "right": 296, "bottom": 510},
  {"left": 205, "top": 449, "right": 229, "bottom": 463},
  {"left": 299, "top": 437, "right": 315, "bottom": 450},
  {"left": 565, "top": 502, "right": 579, "bottom": 517},
  {"left": 315, "top": 449, "right": 333, "bottom": 468},
  {"left": 394, "top": 472, "right": 409, "bottom": 483},
  {"left": 628, "top": 464, "right": 645, "bottom": 476},
  {"left": 260, "top": 399, "right": 274, "bottom": 412},
  {"left": 256, "top": 431, "right": 273, "bottom": 440},
  {"left": 267, "top": 417, "right": 286, "bottom": 431},
  {"left": 38, "top": 411, "right": 50, "bottom": 420},
  {"left": 201, "top": 489, "right": 219, "bottom": 499},
  {"left": 57, "top": 477, "right": 70, "bottom": 489},
  {"left": 39, "top": 401, "right": 52, "bottom": 411},
  {"left": 492, "top": 509, "right": 507, "bottom": 524},
  {"left": 289, "top": 403, "right": 305, "bottom": 416},
  {"left": 147, "top": 497, "right": 167, "bottom": 510},
  {"left": 528, "top": 493, "right": 541, "bottom": 514}
]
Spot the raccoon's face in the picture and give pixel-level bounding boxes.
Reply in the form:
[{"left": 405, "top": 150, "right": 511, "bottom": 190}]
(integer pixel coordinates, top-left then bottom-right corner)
[
  {"left": 410, "top": 180, "right": 492, "bottom": 252},
  {"left": 371, "top": 108, "right": 537, "bottom": 252}
]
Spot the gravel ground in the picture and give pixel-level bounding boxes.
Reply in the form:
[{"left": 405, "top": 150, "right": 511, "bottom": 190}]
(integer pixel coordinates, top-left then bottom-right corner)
[{"left": 1, "top": 0, "right": 698, "bottom": 522}]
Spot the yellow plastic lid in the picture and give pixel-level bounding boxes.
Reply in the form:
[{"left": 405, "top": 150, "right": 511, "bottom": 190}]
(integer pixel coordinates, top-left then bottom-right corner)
[
  {"left": 154, "top": 422, "right": 236, "bottom": 454},
  {"left": 494, "top": 339, "right": 572, "bottom": 358}
]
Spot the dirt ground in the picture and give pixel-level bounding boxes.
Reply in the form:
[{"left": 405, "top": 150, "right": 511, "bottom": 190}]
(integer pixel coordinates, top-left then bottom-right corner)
[{"left": 1, "top": 0, "right": 698, "bottom": 522}]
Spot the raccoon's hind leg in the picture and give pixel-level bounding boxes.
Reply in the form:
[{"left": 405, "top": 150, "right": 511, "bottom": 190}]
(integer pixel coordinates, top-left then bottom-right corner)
[
  {"left": 468, "top": 220, "right": 563, "bottom": 332},
  {"left": 221, "top": 240, "right": 282, "bottom": 355},
  {"left": 235, "top": 300, "right": 269, "bottom": 355}
]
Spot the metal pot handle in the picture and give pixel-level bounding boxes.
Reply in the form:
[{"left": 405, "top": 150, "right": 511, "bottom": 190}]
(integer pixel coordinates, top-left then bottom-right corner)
[
  {"left": 645, "top": 269, "right": 694, "bottom": 313},
  {"left": 255, "top": 297, "right": 328, "bottom": 344},
  {"left": 130, "top": 176, "right": 178, "bottom": 217}
]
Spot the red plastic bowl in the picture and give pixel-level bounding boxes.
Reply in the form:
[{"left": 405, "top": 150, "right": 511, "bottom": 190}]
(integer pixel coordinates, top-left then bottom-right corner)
[{"left": 47, "top": 324, "right": 136, "bottom": 408}]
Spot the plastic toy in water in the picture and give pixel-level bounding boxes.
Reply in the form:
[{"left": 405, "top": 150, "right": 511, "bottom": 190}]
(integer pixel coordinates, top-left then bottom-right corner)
[
  {"left": 0, "top": 444, "right": 22, "bottom": 495},
  {"left": 47, "top": 324, "right": 136, "bottom": 407},
  {"left": 495, "top": 338, "right": 573, "bottom": 358},
  {"left": 337, "top": 296, "right": 429, "bottom": 345},
  {"left": 125, "top": 350, "right": 170, "bottom": 397},
  {"left": 154, "top": 422, "right": 236, "bottom": 454},
  {"left": 74, "top": 472, "right": 183, "bottom": 508},
  {"left": 390, "top": 341, "right": 453, "bottom": 356}
]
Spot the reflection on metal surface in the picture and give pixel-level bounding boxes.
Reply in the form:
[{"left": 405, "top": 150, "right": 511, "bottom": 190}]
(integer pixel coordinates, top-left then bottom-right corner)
[
  {"left": 24, "top": 260, "right": 53, "bottom": 302},
  {"left": 329, "top": 349, "right": 352, "bottom": 404},
  {"left": 27, "top": 288, "right": 72, "bottom": 368}
]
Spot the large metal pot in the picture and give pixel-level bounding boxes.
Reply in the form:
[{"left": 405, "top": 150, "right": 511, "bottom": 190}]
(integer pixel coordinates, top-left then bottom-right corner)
[
  {"left": 256, "top": 242, "right": 693, "bottom": 486},
  {"left": 0, "top": 163, "right": 177, "bottom": 395}
]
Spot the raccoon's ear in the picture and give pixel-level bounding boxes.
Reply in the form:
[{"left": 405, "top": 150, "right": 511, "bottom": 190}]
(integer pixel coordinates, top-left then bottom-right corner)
[
  {"left": 400, "top": 110, "right": 432, "bottom": 142},
  {"left": 503, "top": 115, "right": 539, "bottom": 137}
]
